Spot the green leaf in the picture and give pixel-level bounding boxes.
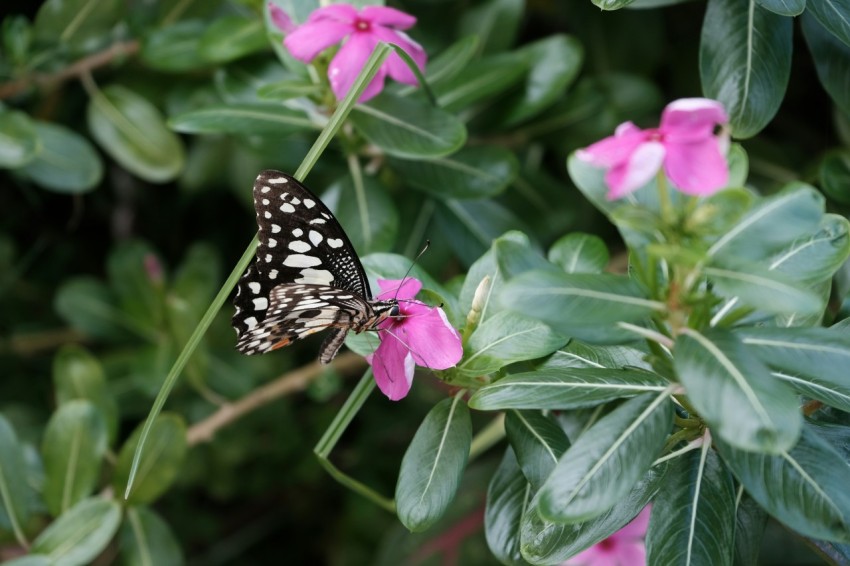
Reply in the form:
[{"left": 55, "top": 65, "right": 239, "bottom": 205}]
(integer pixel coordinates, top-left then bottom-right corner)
[
  {"left": 107, "top": 240, "right": 165, "bottom": 334},
  {"left": 499, "top": 35, "right": 583, "bottom": 126},
  {"left": 53, "top": 345, "right": 118, "bottom": 444},
  {"left": 538, "top": 340, "right": 652, "bottom": 371},
  {"left": 53, "top": 277, "right": 127, "bottom": 341},
  {"left": 0, "top": 414, "right": 31, "bottom": 536},
  {"left": 3, "top": 15, "right": 32, "bottom": 64},
  {"left": 0, "top": 109, "right": 38, "bottom": 167},
  {"left": 437, "top": 200, "right": 531, "bottom": 267},
  {"left": 536, "top": 391, "right": 673, "bottom": 523},
  {"left": 350, "top": 93, "right": 466, "bottom": 158},
  {"left": 140, "top": 20, "right": 208, "bottom": 72},
  {"left": 41, "top": 401, "right": 107, "bottom": 517},
  {"left": 170, "top": 103, "right": 315, "bottom": 135},
  {"left": 120, "top": 506, "right": 184, "bottom": 566},
  {"left": 34, "top": 0, "right": 121, "bottom": 44},
  {"left": 31, "top": 498, "right": 122, "bottom": 566},
  {"left": 700, "top": 0, "right": 792, "bottom": 137},
  {"left": 820, "top": 151, "right": 850, "bottom": 205},
  {"left": 198, "top": 15, "right": 267, "bottom": 63},
  {"left": 494, "top": 234, "right": 554, "bottom": 281},
  {"left": 716, "top": 426, "right": 850, "bottom": 542},
  {"left": 469, "top": 367, "right": 667, "bottom": 410},
  {"left": 646, "top": 445, "right": 736, "bottom": 566},
  {"left": 168, "top": 243, "right": 222, "bottom": 325},
  {"left": 767, "top": 214, "right": 850, "bottom": 284},
  {"left": 256, "top": 79, "right": 322, "bottom": 101},
  {"left": 520, "top": 464, "right": 666, "bottom": 564},
  {"left": 756, "top": 0, "right": 805, "bottom": 14},
  {"left": 808, "top": 0, "right": 850, "bottom": 47},
  {"left": 704, "top": 260, "right": 823, "bottom": 316},
  {"left": 434, "top": 52, "right": 528, "bottom": 112},
  {"left": 458, "top": 231, "right": 528, "bottom": 325},
  {"left": 389, "top": 146, "right": 518, "bottom": 200},
  {"left": 706, "top": 182, "right": 824, "bottom": 261},
  {"left": 416, "top": 35, "right": 479, "bottom": 88},
  {"left": 734, "top": 492, "right": 768, "bottom": 566},
  {"left": 19, "top": 121, "right": 102, "bottom": 193},
  {"left": 2, "top": 556, "right": 54, "bottom": 566},
  {"left": 459, "top": 311, "right": 566, "bottom": 376},
  {"left": 329, "top": 174, "right": 398, "bottom": 254},
  {"left": 484, "top": 448, "right": 530, "bottom": 566},
  {"left": 457, "top": 0, "right": 523, "bottom": 54},
  {"left": 674, "top": 329, "right": 801, "bottom": 453},
  {"left": 505, "top": 410, "right": 570, "bottom": 491},
  {"left": 500, "top": 270, "right": 665, "bottom": 338},
  {"left": 214, "top": 59, "right": 293, "bottom": 103},
  {"left": 547, "top": 233, "right": 609, "bottom": 274},
  {"left": 802, "top": 13, "right": 850, "bottom": 117},
  {"left": 395, "top": 395, "right": 472, "bottom": 532},
  {"left": 115, "top": 414, "right": 187, "bottom": 505},
  {"left": 88, "top": 85, "right": 185, "bottom": 183}
]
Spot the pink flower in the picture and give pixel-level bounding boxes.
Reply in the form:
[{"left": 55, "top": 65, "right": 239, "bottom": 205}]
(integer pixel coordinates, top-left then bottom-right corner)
[
  {"left": 577, "top": 98, "right": 729, "bottom": 200},
  {"left": 366, "top": 278, "right": 462, "bottom": 401},
  {"left": 269, "top": 3, "right": 427, "bottom": 102},
  {"left": 564, "top": 506, "right": 651, "bottom": 566}
]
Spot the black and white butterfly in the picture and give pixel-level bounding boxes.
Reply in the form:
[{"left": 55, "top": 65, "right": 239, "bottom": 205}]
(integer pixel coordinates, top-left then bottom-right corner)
[{"left": 232, "top": 170, "right": 398, "bottom": 363}]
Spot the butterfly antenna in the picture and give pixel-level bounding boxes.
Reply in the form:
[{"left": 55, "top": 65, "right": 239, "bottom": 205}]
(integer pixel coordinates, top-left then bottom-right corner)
[{"left": 393, "top": 239, "right": 430, "bottom": 302}]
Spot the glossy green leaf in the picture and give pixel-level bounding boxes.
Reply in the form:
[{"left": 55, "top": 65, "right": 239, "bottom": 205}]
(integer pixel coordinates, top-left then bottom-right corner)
[
  {"left": 500, "top": 270, "right": 665, "bottom": 337},
  {"left": 537, "top": 340, "right": 652, "bottom": 371},
  {"left": 330, "top": 174, "right": 398, "bottom": 254},
  {"left": 31, "top": 498, "right": 122, "bottom": 566},
  {"left": 734, "top": 492, "right": 768, "bottom": 566},
  {"left": 53, "top": 278, "right": 127, "bottom": 341},
  {"left": 120, "top": 506, "right": 184, "bottom": 566},
  {"left": 459, "top": 311, "right": 566, "bottom": 376},
  {"left": 700, "top": 0, "right": 792, "bottom": 138},
  {"left": 437, "top": 200, "right": 531, "bottom": 267},
  {"left": 0, "top": 414, "right": 31, "bottom": 536},
  {"left": 717, "top": 426, "right": 850, "bottom": 542},
  {"left": 395, "top": 396, "right": 472, "bottom": 532},
  {"left": 88, "top": 86, "right": 185, "bottom": 183},
  {"left": 646, "top": 445, "right": 736, "bottom": 566},
  {"left": 674, "top": 329, "right": 801, "bottom": 453},
  {"left": 457, "top": 0, "right": 523, "bottom": 53},
  {"left": 256, "top": 80, "right": 322, "bottom": 101},
  {"left": 115, "top": 414, "right": 187, "bottom": 505},
  {"left": 494, "top": 235, "right": 555, "bottom": 281},
  {"left": 140, "top": 20, "right": 207, "bottom": 72},
  {"left": 198, "top": 15, "right": 267, "bottom": 63},
  {"left": 415, "top": 35, "right": 479, "bottom": 88},
  {"left": 484, "top": 448, "right": 530, "bottom": 566},
  {"left": 706, "top": 182, "right": 824, "bottom": 261},
  {"left": 802, "top": 13, "right": 850, "bottom": 117},
  {"left": 808, "top": 0, "right": 850, "bottom": 48},
  {"left": 820, "top": 151, "right": 850, "bottom": 205},
  {"left": 767, "top": 214, "right": 850, "bottom": 284},
  {"left": 0, "top": 109, "right": 38, "bottom": 167},
  {"left": 213, "top": 59, "right": 293, "bottom": 103},
  {"left": 350, "top": 93, "right": 466, "bottom": 158},
  {"left": 41, "top": 401, "right": 107, "bottom": 516},
  {"left": 2, "top": 556, "right": 53, "bottom": 566},
  {"left": 19, "top": 121, "right": 102, "bottom": 193},
  {"left": 169, "top": 103, "right": 315, "bottom": 135},
  {"left": 547, "top": 233, "right": 609, "bottom": 274},
  {"left": 107, "top": 240, "right": 165, "bottom": 334},
  {"left": 34, "top": 0, "right": 121, "bottom": 44},
  {"left": 537, "top": 391, "right": 673, "bottom": 523},
  {"left": 755, "top": 0, "right": 805, "bottom": 14},
  {"left": 499, "top": 35, "right": 583, "bottom": 125},
  {"left": 389, "top": 146, "right": 518, "bottom": 200},
  {"left": 469, "top": 367, "right": 667, "bottom": 410},
  {"left": 53, "top": 345, "right": 118, "bottom": 444},
  {"left": 520, "top": 465, "right": 666, "bottom": 564},
  {"left": 505, "top": 410, "right": 570, "bottom": 491},
  {"left": 434, "top": 52, "right": 528, "bottom": 112}
]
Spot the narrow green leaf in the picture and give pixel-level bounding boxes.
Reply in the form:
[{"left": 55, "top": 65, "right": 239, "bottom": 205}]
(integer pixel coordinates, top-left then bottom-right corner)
[
  {"left": 169, "top": 103, "right": 316, "bottom": 135},
  {"left": 198, "top": 15, "right": 267, "bottom": 63},
  {"left": 120, "top": 506, "right": 184, "bottom": 566},
  {"left": 808, "top": 0, "right": 850, "bottom": 48},
  {"left": 820, "top": 151, "right": 850, "bottom": 205},
  {"left": 537, "top": 391, "right": 673, "bottom": 523},
  {"left": 31, "top": 498, "right": 122, "bottom": 566},
  {"left": 494, "top": 235, "right": 555, "bottom": 281},
  {"left": 674, "top": 329, "right": 801, "bottom": 453},
  {"left": 0, "top": 415, "right": 31, "bottom": 541},
  {"left": 331, "top": 174, "right": 398, "bottom": 254},
  {"left": 41, "top": 401, "right": 107, "bottom": 516},
  {"left": 646, "top": 444, "right": 736, "bottom": 566},
  {"left": 88, "top": 85, "right": 185, "bottom": 183},
  {"left": 19, "top": 121, "right": 102, "bottom": 193},
  {"left": 700, "top": 0, "right": 792, "bottom": 137},
  {"left": 469, "top": 368, "right": 667, "bottom": 410},
  {"left": 716, "top": 426, "right": 850, "bottom": 542},
  {"left": 756, "top": 0, "right": 805, "bottom": 15},
  {"left": 395, "top": 395, "right": 472, "bottom": 532},
  {"left": 802, "top": 13, "right": 850, "bottom": 117},
  {"left": 53, "top": 345, "right": 118, "bottom": 444},
  {"left": 0, "top": 109, "right": 39, "bottom": 167},
  {"left": 34, "top": 0, "right": 121, "bottom": 44},
  {"left": 767, "top": 213, "right": 850, "bottom": 284},
  {"left": 115, "top": 414, "right": 187, "bottom": 505},
  {"left": 140, "top": 20, "right": 207, "bottom": 72},
  {"left": 2, "top": 556, "right": 53, "bottom": 566},
  {"left": 459, "top": 311, "right": 566, "bottom": 376},
  {"left": 437, "top": 200, "right": 531, "bottom": 267},
  {"left": 705, "top": 260, "right": 823, "bottom": 316},
  {"left": 350, "top": 93, "right": 466, "bottom": 158},
  {"left": 434, "top": 52, "right": 528, "bottom": 112},
  {"left": 256, "top": 80, "right": 322, "bottom": 101},
  {"left": 412, "top": 35, "right": 479, "bottom": 88},
  {"left": 538, "top": 340, "right": 652, "bottom": 371},
  {"left": 457, "top": 0, "right": 523, "bottom": 53},
  {"left": 389, "top": 146, "right": 518, "bottom": 200},
  {"left": 505, "top": 410, "right": 570, "bottom": 491},
  {"left": 547, "top": 233, "right": 609, "bottom": 274},
  {"left": 484, "top": 448, "right": 530, "bottom": 566}
]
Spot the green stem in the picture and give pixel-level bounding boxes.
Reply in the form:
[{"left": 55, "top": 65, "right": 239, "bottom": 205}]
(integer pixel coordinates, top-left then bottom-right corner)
[
  {"left": 656, "top": 170, "right": 674, "bottom": 227},
  {"left": 346, "top": 153, "right": 371, "bottom": 251}
]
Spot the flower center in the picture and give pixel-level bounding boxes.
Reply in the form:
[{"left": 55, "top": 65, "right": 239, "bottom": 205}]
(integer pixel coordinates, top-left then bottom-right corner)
[
  {"left": 354, "top": 18, "right": 370, "bottom": 32},
  {"left": 597, "top": 537, "right": 616, "bottom": 551}
]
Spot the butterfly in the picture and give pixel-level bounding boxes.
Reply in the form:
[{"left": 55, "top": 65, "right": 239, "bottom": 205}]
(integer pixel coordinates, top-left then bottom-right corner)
[{"left": 232, "top": 170, "right": 399, "bottom": 363}]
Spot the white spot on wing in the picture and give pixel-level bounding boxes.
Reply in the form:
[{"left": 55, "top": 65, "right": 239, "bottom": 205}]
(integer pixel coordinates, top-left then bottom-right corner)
[
  {"left": 327, "top": 238, "right": 344, "bottom": 248},
  {"left": 310, "top": 218, "right": 326, "bottom": 225},
  {"left": 283, "top": 254, "right": 322, "bottom": 268},
  {"left": 291, "top": 197, "right": 301, "bottom": 205},
  {"left": 292, "top": 228, "right": 303, "bottom": 237},
  {"left": 304, "top": 199, "right": 316, "bottom": 208},
  {"left": 261, "top": 187, "right": 271, "bottom": 193},
  {"left": 244, "top": 316, "right": 258, "bottom": 330},
  {"left": 294, "top": 268, "right": 334, "bottom": 285},
  {"left": 280, "top": 203, "right": 295, "bottom": 213},
  {"left": 309, "top": 230, "right": 323, "bottom": 246},
  {"left": 264, "top": 211, "right": 271, "bottom": 218},
  {"left": 271, "top": 224, "right": 281, "bottom": 233},
  {"left": 289, "top": 241, "right": 311, "bottom": 253},
  {"left": 268, "top": 238, "right": 277, "bottom": 248},
  {"left": 269, "top": 269, "right": 278, "bottom": 279},
  {"left": 268, "top": 177, "right": 288, "bottom": 184},
  {"left": 253, "top": 297, "right": 268, "bottom": 310},
  {"left": 248, "top": 282, "right": 261, "bottom": 294},
  {"left": 262, "top": 199, "right": 269, "bottom": 205}
]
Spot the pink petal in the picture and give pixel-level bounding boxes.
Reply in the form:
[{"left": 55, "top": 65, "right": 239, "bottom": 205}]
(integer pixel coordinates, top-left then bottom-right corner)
[
  {"left": 361, "top": 6, "right": 417, "bottom": 28},
  {"left": 566, "top": 545, "right": 621, "bottom": 566},
  {"left": 377, "top": 277, "right": 422, "bottom": 301},
  {"left": 369, "top": 336, "right": 415, "bottom": 400},
  {"left": 284, "top": 20, "right": 352, "bottom": 62},
  {"left": 605, "top": 141, "right": 665, "bottom": 200},
  {"left": 663, "top": 137, "right": 728, "bottom": 196},
  {"left": 660, "top": 98, "right": 728, "bottom": 143},
  {"left": 328, "top": 33, "right": 386, "bottom": 102},
  {"left": 400, "top": 307, "right": 463, "bottom": 370},
  {"left": 371, "top": 27, "right": 427, "bottom": 85},
  {"left": 615, "top": 506, "right": 651, "bottom": 538},
  {"left": 268, "top": 3, "right": 296, "bottom": 34},
  {"left": 576, "top": 123, "right": 649, "bottom": 168},
  {"left": 306, "top": 4, "right": 358, "bottom": 23},
  {"left": 615, "top": 540, "right": 647, "bottom": 565}
]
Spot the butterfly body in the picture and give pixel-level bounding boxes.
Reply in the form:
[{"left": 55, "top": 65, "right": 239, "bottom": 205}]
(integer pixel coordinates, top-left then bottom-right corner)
[{"left": 232, "top": 171, "right": 397, "bottom": 362}]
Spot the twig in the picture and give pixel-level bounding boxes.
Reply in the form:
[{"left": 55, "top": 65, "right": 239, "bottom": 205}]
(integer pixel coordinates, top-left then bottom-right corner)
[
  {"left": 0, "top": 40, "right": 140, "bottom": 100},
  {"left": 186, "top": 352, "right": 368, "bottom": 446}
]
